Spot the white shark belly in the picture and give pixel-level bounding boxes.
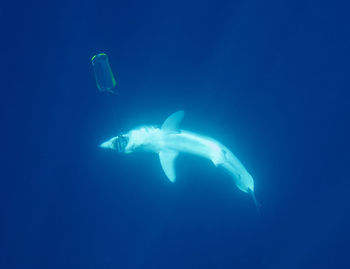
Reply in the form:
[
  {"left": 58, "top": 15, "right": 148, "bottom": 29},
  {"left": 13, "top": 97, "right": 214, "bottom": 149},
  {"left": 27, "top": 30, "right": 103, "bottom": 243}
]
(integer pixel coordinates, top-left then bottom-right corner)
[{"left": 158, "top": 131, "right": 224, "bottom": 165}]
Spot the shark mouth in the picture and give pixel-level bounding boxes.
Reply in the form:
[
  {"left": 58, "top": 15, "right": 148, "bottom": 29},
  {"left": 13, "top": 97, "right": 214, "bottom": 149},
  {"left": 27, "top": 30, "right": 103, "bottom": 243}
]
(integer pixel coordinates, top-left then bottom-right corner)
[{"left": 115, "top": 135, "right": 129, "bottom": 152}]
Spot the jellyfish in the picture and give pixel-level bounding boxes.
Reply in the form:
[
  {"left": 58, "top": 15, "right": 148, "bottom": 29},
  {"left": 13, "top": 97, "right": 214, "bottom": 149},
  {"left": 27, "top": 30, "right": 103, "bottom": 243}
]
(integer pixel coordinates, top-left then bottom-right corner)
[{"left": 91, "top": 53, "right": 117, "bottom": 94}]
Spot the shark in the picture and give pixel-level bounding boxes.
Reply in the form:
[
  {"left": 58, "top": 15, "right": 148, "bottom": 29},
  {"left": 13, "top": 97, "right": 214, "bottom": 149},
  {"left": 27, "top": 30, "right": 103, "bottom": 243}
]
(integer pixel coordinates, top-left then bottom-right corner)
[{"left": 100, "top": 110, "right": 259, "bottom": 208}]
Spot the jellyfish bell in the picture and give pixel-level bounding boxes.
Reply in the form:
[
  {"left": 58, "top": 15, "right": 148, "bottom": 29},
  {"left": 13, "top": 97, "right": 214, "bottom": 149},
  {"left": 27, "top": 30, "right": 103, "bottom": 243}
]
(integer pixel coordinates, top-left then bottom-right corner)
[{"left": 91, "top": 53, "right": 117, "bottom": 94}]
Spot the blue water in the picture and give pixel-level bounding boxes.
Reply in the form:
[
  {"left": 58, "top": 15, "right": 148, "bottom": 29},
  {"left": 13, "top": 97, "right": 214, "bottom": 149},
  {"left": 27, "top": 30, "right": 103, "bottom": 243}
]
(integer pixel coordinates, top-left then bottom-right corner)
[{"left": 1, "top": 1, "right": 349, "bottom": 268}]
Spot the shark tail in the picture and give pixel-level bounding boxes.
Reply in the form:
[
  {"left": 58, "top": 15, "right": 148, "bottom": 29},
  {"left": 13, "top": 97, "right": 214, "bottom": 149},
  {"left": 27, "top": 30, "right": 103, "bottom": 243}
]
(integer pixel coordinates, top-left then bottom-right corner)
[{"left": 248, "top": 189, "right": 261, "bottom": 212}]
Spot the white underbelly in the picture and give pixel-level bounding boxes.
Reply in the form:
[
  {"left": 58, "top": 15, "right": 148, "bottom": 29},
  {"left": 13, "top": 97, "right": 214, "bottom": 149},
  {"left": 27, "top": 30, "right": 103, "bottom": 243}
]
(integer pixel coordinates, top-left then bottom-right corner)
[{"left": 159, "top": 131, "right": 225, "bottom": 165}]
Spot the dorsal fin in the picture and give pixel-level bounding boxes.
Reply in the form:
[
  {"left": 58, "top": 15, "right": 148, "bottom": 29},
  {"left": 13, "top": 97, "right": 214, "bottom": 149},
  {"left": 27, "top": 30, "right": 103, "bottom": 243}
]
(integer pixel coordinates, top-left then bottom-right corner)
[{"left": 161, "top": 110, "right": 184, "bottom": 132}]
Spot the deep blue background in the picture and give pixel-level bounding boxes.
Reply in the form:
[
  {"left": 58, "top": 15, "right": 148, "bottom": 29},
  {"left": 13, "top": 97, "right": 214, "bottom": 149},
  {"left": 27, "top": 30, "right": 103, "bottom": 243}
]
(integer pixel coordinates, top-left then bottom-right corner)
[{"left": 1, "top": 0, "right": 349, "bottom": 268}]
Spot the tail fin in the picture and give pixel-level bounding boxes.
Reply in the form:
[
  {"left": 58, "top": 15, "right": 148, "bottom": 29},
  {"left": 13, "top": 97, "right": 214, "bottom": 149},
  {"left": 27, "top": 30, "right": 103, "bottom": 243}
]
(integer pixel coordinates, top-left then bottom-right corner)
[{"left": 248, "top": 189, "right": 261, "bottom": 212}]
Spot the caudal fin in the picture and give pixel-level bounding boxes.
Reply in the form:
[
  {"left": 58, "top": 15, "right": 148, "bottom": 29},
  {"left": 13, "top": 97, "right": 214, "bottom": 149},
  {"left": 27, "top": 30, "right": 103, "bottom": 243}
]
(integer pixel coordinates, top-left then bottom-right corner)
[{"left": 248, "top": 189, "right": 261, "bottom": 212}]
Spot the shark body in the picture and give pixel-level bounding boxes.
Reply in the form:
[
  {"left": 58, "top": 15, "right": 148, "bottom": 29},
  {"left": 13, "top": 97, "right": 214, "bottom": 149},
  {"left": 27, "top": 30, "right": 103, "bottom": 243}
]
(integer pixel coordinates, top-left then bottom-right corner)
[{"left": 101, "top": 111, "right": 258, "bottom": 206}]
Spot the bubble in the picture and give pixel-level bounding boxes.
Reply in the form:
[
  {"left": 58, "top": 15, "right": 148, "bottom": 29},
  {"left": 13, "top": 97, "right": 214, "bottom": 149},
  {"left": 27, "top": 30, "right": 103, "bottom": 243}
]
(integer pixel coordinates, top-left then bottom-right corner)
[{"left": 91, "top": 53, "right": 117, "bottom": 93}]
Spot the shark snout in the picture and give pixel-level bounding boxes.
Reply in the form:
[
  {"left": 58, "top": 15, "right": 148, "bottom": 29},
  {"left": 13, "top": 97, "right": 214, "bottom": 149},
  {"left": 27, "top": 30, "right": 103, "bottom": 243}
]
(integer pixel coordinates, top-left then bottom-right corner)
[
  {"left": 100, "top": 141, "right": 112, "bottom": 149},
  {"left": 99, "top": 137, "right": 117, "bottom": 149}
]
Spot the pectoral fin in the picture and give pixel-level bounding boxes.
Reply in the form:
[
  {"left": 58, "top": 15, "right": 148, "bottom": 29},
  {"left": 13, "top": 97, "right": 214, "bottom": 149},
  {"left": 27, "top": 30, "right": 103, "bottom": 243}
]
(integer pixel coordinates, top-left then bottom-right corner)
[{"left": 159, "top": 150, "right": 179, "bottom": 183}]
